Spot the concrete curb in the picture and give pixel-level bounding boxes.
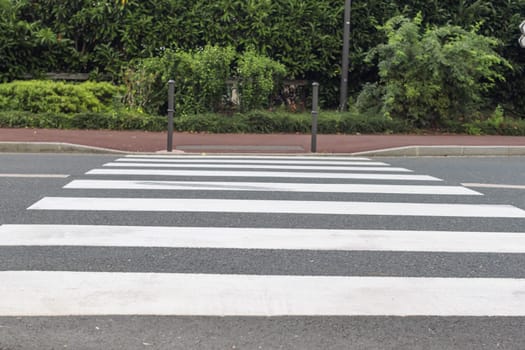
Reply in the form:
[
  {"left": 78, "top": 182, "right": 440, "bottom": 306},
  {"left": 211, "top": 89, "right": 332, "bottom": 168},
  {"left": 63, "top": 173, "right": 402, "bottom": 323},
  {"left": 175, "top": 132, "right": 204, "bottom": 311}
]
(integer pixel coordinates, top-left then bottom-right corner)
[
  {"left": 0, "top": 142, "right": 127, "bottom": 154},
  {"left": 351, "top": 145, "right": 525, "bottom": 157}
]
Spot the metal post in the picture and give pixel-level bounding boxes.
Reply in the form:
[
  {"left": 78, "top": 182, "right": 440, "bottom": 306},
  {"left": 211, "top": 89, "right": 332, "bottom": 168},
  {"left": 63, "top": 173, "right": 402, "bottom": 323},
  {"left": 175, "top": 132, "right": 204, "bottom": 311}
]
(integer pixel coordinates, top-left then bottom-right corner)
[
  {"left": 519, "top": 20, "right": 525, "bottom": 48},
  {"left": 167, "top": 80, "right": 175, "bottom": 152},
  {"left": 339, "top": 0, "right": 352, "bottom": 112},
  {"left": 311, "top": 82, "right": 319, "bottom": 153}
]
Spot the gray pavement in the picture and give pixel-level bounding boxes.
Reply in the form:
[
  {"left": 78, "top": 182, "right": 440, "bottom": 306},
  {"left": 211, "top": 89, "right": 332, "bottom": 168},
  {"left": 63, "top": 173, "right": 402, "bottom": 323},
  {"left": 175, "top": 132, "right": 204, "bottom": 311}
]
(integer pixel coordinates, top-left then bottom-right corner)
[{"left": 1, "top": 154, "right": 525, "bottom": 349}]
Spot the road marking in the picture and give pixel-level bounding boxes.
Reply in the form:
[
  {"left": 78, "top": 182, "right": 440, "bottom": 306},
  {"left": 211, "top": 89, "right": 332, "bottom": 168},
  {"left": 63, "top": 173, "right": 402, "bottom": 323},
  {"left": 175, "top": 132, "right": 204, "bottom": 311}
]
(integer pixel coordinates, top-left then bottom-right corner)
[
  {"left": 463, "top": 183, "right": 525, "bottom": 190},
  {"left": 0, "top": 174, "right": 69, "bottom": 178},
  {"left": 28, "top": 197, "right": 525, "bottom": 217},
  {"left": 2, "top": 225, "right": 525, "bottom": 253},
  {"left": 103, "top": 162, "right": 408, "bottom": 172},
  {"left": 126, "top": 155, "right": 371, "bottom": 161},
  {"left": 2, "top": 271, "right": 525, "bottom": 316},
  {"left": 86, "top": 169, "right": 442, "bottom": 181},
  {"left": 64, "top": 179, "right": 481, "bottom": 195},
  {"left": 116, "top": 158, "right": 386, "bottom": 166},
  {"left": 176, "top": 145, "right": 306, "bottom": 151}
]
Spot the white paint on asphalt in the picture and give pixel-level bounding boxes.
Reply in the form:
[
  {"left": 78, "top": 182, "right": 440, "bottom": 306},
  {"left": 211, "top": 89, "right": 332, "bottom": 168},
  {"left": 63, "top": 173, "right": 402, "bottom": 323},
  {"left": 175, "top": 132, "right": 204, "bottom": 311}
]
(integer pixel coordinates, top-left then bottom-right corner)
[
  {"left": 2, "top": 225, "right": 525, "bottom": 253},
  {"left": 86, "top": 169, "right": 442, "bottom": 181},
  {"left": 462, "top": 183, "right": 525, "bottom": 190},
  {"left": 116, "top": 158, "right": 384, "bottom": 166},
  {"left": 64, "top": 179, "right": 481, "bottom": 195},
  {"left": 0, "top": 174, "right": 69, "bottom": 178},
  {"left": 103, "top": 162, "right": 409, "bottom": 172},
  {"left": 2, "top": 271, "right": 525, "bottom": 316},
  {"left": 125, "top": 155, "right": 371, "bottom": 161},
  {"left": 27, "top": 197, "right": 525, "bottom": 217}
]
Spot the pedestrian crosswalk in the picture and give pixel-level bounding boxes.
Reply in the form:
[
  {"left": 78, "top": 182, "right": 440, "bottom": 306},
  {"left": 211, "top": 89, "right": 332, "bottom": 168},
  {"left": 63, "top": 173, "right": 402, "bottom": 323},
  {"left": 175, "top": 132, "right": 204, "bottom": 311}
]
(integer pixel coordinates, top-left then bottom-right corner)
[
  {"left": 2, "top": 271, "right": 525, "bottom": 316},
  {"left": 86, "top": 168, "right": 441, "bottom": 181},
  {"left": 63, "top": 179, "right": 482, "bottom": 195},
  {"left": 2, "top": 155, "right": 525, "bottom": 317},
  {"left": 3, "top": 225, "right": 525, "bottom": 253},
  {"left": 103, "top": 161, "right": 407, "bottom": 172},
  {"left": 28, "top": 197, "right": 525, "bottom": 217}
]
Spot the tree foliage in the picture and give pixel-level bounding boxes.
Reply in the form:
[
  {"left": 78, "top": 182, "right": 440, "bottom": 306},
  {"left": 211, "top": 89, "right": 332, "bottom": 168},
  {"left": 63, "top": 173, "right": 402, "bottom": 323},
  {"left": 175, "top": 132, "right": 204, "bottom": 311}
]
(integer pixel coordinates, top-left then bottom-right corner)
[
  {"left": 1, "top": 0, "right": 524, "bottom": 115},
  {"left": 360, "top": 15, "right": 511, "bottom": 126},
  {"left": 0, "top": 0, "right": 70, "bottom": 81}
]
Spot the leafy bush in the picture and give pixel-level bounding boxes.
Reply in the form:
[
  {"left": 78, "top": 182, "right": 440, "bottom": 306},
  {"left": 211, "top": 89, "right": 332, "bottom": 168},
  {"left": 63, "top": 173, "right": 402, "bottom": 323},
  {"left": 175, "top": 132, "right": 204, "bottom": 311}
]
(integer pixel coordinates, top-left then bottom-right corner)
[
  {"left": 359, "top": 14, "right": 511, "bottom": 128},
  {"left": 171, "top": 46, "right": 237, "bottom": 115},
  {"left": 81, "top": 81, "right": 124, "bottom": 106},
  {"left": 124, "top": 46, "right": 285, "bottom": 115},
  {"left": 461, "top": 107, "right": 525, "bottom": 136},
  {"left": 237, "top": 49, "right": 286, "bottom": 112},
  {"left": 122, "top": 56, "right": 167, "bottom": 114},
  {"left": 462, "top": 118, "right": 525, "bottom": 136},
  {"left": 123, "top": 46, "right": 236, "bottom": 115},
  {"left": 355, "top": 82, "right": 384, "bottom": 116},
  {"left": 0, "top": 80, "right": 123, "bottom": 113}
]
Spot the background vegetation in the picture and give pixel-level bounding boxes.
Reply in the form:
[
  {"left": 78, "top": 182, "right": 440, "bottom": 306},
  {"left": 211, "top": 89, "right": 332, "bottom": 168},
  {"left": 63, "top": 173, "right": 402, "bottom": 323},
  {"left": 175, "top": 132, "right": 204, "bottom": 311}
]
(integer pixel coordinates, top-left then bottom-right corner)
[{"left": 0, "top": 0, "right": 524, "bottom": 134}]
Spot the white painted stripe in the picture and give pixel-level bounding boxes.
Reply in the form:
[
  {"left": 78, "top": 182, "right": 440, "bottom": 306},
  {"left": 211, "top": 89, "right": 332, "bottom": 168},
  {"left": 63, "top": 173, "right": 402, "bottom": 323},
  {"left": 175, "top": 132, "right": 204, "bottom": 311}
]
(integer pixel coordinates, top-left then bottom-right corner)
[
  {"left": 2, "top": 271, "right": 525, "bottom": 316},
  {"left": 0, "top": 173, "right": 69, "bottom": 178},
  {"left": 86, "top": 169, "right": 442, "bottom": 181},
  {"left": 64, "top": 179, "right": 481, "bottom": 195},
  {"left": 2, "top": 225, "right": 525, "bottom": 253},
  {"left": 28, "top": 197, "right": 525, "bottom": 218},
  {"left": 125, "top": 155, "right": 371, "bottom": 161},
  {"left": 104, "top": 162, "right": 408, "bottom": 172},
  {"left": 116, "top": 158, "right": 386, "bottom": 166},
  {"left": 463, "top": 183, "right": 525, "bottom": 190}
]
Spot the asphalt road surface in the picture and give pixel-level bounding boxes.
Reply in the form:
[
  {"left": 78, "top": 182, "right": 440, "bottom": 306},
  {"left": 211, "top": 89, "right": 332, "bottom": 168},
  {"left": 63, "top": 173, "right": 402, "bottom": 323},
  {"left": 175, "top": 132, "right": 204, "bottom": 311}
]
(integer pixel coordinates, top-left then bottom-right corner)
[{"left": 1, "top": 153, "right": 525, "bottom": 349}]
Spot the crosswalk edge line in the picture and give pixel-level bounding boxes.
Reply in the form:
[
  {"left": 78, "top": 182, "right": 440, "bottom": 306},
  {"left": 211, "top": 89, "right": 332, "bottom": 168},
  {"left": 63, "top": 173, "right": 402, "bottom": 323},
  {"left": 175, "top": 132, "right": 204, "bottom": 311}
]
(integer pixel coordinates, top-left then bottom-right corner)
[
  {"left": 27, "top": 197, "right": 525, "bottom": 218},
  {"left": 2, "top": 271, "right": 525, "bottom": 316}
]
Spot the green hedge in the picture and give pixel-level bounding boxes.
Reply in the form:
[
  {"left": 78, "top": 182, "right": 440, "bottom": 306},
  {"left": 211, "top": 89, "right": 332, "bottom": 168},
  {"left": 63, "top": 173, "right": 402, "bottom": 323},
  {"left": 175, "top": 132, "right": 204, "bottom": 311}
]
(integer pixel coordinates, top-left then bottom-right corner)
[
  {"left": 0, "top": 80, "right": 124, "bottom": 113},
  {"left": 0, "top": 110, "right": 411, "bottom": 134},
  {"left": 462, "top": 119, "right": 525, "bottom": 136},
  {"left": 3, "top": 109, "right": 525, "bottom": 135},
  {"left": 0, "top": 111, "right": 165, "bottom": 131},
  {"left": 173, "top": 111, "right": 412, "bottom": 134}
]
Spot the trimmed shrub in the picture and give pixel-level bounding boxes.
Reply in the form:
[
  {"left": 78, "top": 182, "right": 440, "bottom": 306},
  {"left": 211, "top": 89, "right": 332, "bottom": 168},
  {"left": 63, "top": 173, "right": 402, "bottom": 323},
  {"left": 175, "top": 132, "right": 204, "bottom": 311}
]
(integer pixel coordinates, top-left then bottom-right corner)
[
  {"left": 463, "top": 118, "right": 525, "bottom": 136},
  {"left": 175, "top": 113, "right": 247, "bottom": 134},
  {"left": 7, "top": 109, "right": 525, "bottom": 135},
  {"left": 0, "top": 80, "right": 123, "bottom": 113},
  {"left": 0, "top": 111, "right": 74, "bottom": 128},
  {"left": 0, "top": 110, "right": 165, "bottom": 131},
  {"left": 240, "top": 110, "right": 286, "bottom": 133},
  {"left": 80, "top": 81, "right": 124, "bottom": 107}
]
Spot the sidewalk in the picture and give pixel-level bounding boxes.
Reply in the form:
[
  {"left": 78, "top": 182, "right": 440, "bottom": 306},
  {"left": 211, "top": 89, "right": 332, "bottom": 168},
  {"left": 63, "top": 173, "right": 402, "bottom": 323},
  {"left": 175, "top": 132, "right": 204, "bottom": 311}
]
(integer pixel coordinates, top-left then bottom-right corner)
[{"left": 1, "top": 127, "right": 525, "bottom": 155}]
